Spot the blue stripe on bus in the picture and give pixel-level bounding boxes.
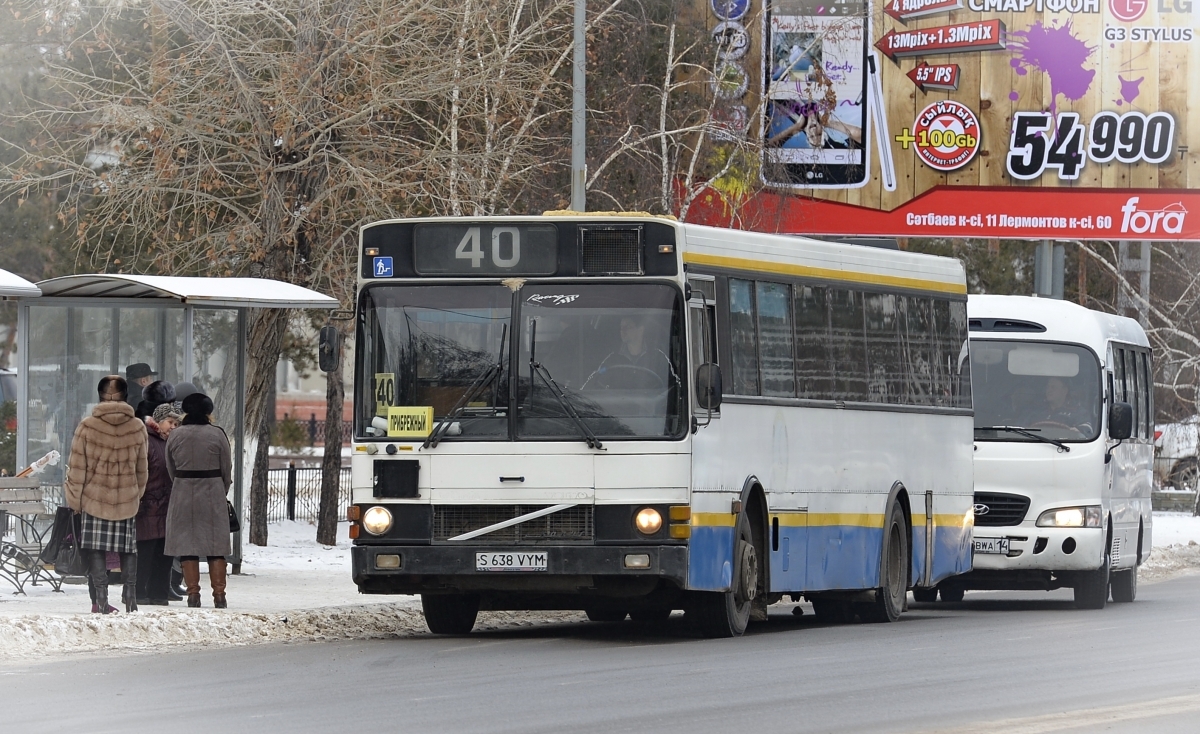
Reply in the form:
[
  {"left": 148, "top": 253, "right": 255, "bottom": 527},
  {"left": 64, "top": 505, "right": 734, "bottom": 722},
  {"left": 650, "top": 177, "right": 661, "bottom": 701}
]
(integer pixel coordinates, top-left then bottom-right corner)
[{"left": 689, "top": 522, "right": 973, "bottom": 593}]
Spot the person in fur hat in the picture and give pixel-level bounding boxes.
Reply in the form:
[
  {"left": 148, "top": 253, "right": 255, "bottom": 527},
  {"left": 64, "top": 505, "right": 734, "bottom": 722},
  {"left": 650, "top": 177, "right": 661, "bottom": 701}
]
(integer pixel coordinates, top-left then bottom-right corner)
[{"left": 136, "top": 380, "right": 176, "bottom": 420}]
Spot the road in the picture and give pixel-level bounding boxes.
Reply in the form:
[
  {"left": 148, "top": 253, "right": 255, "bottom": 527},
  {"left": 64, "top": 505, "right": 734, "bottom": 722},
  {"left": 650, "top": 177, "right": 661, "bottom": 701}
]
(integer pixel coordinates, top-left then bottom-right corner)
[{"left": 5, "top": 575, "right": 1200, "bottom": 733}]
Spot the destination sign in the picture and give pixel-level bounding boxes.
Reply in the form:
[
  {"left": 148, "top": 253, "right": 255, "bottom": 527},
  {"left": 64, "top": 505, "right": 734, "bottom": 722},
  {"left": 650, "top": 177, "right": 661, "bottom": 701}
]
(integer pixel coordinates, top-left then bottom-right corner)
[{"left": 413, "top": 223, "right": 558, "bottom": 276}]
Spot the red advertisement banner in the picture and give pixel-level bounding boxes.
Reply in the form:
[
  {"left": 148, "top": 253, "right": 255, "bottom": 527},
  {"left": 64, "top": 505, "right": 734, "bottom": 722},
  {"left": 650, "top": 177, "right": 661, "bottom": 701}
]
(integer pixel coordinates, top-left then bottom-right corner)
[{"left": 686, "top": 187, "right": 1199, "bottom": 241}]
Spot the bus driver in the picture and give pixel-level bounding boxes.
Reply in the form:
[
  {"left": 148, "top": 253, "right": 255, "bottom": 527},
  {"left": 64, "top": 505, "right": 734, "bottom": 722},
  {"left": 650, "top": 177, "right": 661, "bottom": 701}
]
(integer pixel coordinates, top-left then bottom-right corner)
[
  {"left": 1033, "top": 376, "right": 1094, "bottom": 436},
  {"left": 584, "top": 315, "right": 674, "bottom": 390}
]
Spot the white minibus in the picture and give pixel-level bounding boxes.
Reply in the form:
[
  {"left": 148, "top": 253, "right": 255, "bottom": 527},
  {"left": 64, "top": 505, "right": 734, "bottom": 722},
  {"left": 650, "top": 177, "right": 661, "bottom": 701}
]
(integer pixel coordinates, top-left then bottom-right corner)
[{"left": 928, "top": 295, "right": 1151, "bottom": 608}]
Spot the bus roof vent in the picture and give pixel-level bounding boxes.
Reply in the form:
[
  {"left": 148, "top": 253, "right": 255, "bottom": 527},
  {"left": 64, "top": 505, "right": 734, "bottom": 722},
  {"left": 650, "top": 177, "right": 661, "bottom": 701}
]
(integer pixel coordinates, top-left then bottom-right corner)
[
  {"left": 579, "top": 226, "right": 643, "bottom": 275},
  {"left": 969, "top": 318, "right": 1046, "bottom": 333}
]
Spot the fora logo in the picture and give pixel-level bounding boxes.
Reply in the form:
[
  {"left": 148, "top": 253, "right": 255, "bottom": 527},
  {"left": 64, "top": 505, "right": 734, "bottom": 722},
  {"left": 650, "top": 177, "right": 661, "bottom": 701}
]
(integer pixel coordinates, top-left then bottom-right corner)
[{"left": 1119, "top": 197, "right": 1187, "bottom": 234}]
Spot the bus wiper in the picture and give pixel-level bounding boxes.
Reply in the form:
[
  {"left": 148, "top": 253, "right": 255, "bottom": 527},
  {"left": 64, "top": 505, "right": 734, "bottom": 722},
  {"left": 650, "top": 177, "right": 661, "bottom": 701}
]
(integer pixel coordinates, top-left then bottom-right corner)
[
  {"left": 425, "top": 325, "right": 507, "bottom": 449},
  {"left": 975, "top": 425, "right": 1070, "bottom": 453},
  {"left": 529, "top": 319, "right": 603, "bottom": 450}
]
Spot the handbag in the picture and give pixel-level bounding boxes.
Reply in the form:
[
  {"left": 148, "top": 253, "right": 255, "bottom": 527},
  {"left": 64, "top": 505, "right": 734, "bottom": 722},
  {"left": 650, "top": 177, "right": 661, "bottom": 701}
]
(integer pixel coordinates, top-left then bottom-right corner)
[
  {"left": 40, "top": 507, "right": 86, "bottom": 577},
  {"left": 227, "top": 500, "right": 241, "bottom": 533}
]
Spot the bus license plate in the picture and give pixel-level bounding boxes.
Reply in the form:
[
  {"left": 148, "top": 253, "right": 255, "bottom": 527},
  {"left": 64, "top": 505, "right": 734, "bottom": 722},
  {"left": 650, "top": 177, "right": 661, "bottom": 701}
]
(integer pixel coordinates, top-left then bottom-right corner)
[
  {"left": 476, "top": 551, "right": 548, "bottom": 572},
  {"left": 973, "top": 537, "right": 1009, "bottom": 555}
]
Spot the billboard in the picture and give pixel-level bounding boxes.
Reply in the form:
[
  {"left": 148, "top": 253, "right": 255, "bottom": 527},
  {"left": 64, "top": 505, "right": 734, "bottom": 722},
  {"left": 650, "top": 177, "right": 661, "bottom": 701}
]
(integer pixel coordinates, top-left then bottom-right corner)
[{"left": 690, "top": 0, "right": 1200, "bottom": 240}]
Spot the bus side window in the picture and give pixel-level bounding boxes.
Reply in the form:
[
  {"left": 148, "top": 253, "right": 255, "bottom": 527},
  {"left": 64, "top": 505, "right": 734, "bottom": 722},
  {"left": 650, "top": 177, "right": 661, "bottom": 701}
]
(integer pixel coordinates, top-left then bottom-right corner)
[
  {"left": 794, "top": 285, "right": 832, "bottom": 400},
  {"left": 756, "top": 281, "right": 795, "bottom": 398},
  {"left": 900, "top": 296, "right": 935, "bottom": 407},
  {"left": 829, "top": 288, "right": 867, "bottom": 402},
  {"left": 1125, "top": 348, "right": 1140, "bottom": 439},
  {"left": 864, "top": 292, "right": 902, "bottom": 403},
  {"left": 728, "top": 278, "right": 760, "bottom": 396},
  {"left": 1111, "top": 346, "right": 1126, "bottom": 405}
]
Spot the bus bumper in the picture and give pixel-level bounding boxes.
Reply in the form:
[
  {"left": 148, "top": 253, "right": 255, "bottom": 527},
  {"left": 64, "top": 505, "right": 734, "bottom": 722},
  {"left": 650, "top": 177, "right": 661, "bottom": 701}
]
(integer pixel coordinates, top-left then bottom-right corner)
[{"left": 351, "top": 544, "right": 688, "bottom": 596}]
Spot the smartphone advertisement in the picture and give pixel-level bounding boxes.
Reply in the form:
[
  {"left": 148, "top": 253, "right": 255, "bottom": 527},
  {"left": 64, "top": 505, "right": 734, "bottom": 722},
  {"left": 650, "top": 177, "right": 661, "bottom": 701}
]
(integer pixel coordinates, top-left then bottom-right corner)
[
  {"left": 691, "top": 0, "right": 1200, "bottom": 240},
  {"left": 763, "top": 0, "right": 869, "bottom": 187}
]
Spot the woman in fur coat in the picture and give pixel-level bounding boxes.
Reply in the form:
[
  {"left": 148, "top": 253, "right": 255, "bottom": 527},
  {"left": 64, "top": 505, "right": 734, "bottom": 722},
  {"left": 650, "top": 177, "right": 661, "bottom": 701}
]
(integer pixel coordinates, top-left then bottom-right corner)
[
  {"left": 165, "top": 393, "right": 233, "bottom": 608},
  {"left": 64, "top": 375, "right": 149, "bottom": 614}
]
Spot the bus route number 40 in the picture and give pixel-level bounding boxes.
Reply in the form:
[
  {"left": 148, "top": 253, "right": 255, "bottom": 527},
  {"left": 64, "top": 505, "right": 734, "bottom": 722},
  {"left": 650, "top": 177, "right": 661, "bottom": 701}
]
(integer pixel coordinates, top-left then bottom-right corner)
[{"left": 456, "top": 226, "right": 522, "bottom": 268}]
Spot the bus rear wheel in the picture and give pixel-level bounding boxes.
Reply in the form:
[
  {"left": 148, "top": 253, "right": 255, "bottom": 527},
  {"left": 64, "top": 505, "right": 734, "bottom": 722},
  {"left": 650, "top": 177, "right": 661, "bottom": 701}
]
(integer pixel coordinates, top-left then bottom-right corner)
[
  {"left": 421, "top": 593, "right": 480, "bottom": 634},
  {"left": 691, "top": 513, "right": 757, "bottom": 638},
  {"left": 861, "top": 502, "right": 909, "bottom": 623}
]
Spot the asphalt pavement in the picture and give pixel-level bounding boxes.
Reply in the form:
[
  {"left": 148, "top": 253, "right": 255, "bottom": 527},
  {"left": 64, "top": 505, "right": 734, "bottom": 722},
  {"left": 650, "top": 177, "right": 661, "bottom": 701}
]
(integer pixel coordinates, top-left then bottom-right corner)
[{"left": 5, "top": 575, "right": 1200, "bottom": 733}]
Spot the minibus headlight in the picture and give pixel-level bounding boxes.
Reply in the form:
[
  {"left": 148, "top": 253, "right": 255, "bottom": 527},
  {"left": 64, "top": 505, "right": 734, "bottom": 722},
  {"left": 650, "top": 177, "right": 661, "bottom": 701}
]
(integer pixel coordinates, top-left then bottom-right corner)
[
  {"left": 362, "top": 506, "right": 394, "bottom": 536},
  {"left": 1036, "top": 505, "right": 1102, "bottom": 528},
  {"left": 635, "top": 508, "right": 663, "bottom": 535}
]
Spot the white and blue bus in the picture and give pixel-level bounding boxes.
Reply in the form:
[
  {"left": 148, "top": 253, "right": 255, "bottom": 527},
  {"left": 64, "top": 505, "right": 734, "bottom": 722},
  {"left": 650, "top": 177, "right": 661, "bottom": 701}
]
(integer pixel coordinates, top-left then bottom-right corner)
[{"left": 346, "top": 214, "right": 974, "bottom": 636}]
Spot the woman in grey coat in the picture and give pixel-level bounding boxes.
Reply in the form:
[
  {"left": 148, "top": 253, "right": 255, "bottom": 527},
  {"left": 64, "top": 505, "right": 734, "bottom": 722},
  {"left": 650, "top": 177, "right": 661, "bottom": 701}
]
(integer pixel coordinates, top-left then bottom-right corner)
[{"left": 165, "top": 393, "right": 232, "bottom": 608}]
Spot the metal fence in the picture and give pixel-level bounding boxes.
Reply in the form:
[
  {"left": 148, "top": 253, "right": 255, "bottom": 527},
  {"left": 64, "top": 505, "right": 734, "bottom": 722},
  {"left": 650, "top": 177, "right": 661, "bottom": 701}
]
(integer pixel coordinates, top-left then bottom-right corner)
[{"left": 266, "top": 466, "right": 352, "bottom": 523}]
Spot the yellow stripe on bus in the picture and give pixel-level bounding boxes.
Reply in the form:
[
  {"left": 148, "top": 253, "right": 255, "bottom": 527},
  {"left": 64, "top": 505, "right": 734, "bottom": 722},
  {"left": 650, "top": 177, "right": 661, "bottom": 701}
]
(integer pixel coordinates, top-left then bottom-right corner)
[
  {"left": 692, "top": 513, "right": 737, "bottom": 527},
  {"left": 682, "top": 252, "right": 967, "bottom": 295},
  {"left": 807, "top": 513, "right": 886, "bottom": 528}
]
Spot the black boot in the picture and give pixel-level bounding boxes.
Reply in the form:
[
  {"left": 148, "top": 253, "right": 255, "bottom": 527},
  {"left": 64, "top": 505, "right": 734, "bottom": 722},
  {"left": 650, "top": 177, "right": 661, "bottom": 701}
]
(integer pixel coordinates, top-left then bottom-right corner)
[
  {"left": 87, "top": 550, "right": 114, "bottom": 614},
  {"left": 120, "top": 553, "right": 138, "bottom": 613},
  {"left": 169, "top": 566, "right": 186, "bottom": 599}
]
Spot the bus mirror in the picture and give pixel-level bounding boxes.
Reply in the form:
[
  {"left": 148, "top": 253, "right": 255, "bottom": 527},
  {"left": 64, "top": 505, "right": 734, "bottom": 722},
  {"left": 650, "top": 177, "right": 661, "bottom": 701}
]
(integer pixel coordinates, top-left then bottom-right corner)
[
  {"left": 695, "top": 363, "right": 722, "bottom": 410},
  {"left": 1108, "top": 401, "right": 1133, "bottom": 440},
  {"left": 318, "top": 325, "right": 341, "bottom": 373}
]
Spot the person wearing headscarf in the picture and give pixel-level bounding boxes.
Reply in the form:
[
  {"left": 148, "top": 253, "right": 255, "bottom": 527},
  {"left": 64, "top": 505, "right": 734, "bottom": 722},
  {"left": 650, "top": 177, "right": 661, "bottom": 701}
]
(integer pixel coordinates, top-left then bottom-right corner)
[
  {"left": 135, "top": 403, "right": 183, "bottom": 605},
  {"left": 164, "top": 393, "right": 233, "bottom": 608},
  {"left": 64, "top": 375, "right": 149, "bottom": 613}
]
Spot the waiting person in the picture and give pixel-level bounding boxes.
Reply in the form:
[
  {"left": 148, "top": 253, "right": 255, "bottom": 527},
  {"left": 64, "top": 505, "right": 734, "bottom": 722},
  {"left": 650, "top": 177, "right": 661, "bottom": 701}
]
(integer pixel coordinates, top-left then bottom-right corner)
[
  {"left": 124, "top": 363, "right": 157, "bottom": 410},
  {"left": 135, "top": 403, "right": 182, "bottom": 605},
  {"left": 165, "top": 393, "right": 233, "bottom": 608},
  {"left": 135, "top": 380, "right": 176, "bottom": 420},
  {"left": 64, "top": 375, "right": 149, "bottom": 614}
]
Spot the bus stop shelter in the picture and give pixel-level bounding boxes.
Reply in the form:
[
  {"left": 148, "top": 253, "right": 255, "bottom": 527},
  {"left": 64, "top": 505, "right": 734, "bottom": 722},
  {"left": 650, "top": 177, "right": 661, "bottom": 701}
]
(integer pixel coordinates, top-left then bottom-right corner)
[
  {"left": 13, "top": 275, "right": 337, "bottom": 567},
  {"left": 0, "top": 269, "right": 41, "bottom": 300}
]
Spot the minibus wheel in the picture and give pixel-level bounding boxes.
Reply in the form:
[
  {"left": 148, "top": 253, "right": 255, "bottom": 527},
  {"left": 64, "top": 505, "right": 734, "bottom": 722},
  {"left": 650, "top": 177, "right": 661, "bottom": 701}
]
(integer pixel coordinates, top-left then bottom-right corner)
[
  {"left": 421, "top": 593, "right": 480, "bottom": 634},
  {"left": 1110, "top": 566, "right": 1137, "bottom": 603},
  {"left": 629, "top": 608, "right": 672, "bottom": 624},
  {"left": 911, "top": 587, "right": 938, "bottom": 603},
  {"left": 938, "top": 586, "right": 964, "bottom": 602},
  {"left": 1073, "top": 552, "right": 1110, "bottom": 609}
]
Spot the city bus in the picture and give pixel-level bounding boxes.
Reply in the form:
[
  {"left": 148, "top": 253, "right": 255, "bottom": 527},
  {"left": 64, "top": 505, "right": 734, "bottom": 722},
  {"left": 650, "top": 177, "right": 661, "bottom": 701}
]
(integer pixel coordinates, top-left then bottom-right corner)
[
  {"left": 932, "top": 295, "right": 1150, "bottom": 608},
  {"left": 345, "top": 214, "right": 975, "bottom": 636}
]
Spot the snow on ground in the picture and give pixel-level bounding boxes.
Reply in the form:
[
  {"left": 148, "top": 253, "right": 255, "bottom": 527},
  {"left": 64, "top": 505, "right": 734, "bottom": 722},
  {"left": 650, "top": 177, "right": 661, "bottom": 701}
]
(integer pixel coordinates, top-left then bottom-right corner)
[{"left": 6, "top": 514, "right": 1200, "bottom": 661}]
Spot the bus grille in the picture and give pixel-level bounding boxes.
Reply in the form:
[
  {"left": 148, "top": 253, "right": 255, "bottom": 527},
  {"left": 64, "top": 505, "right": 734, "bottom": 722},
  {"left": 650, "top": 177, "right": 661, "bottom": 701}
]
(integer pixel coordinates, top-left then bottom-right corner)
[
  {"left": 973, "top": 492, "right": 1030, "bottom": 527},
  {"left": 579, "top": 226, "right": 643, "bottom": 275},
  {"left": 433, "top": 504, "right": 594, "bottom": 543}
]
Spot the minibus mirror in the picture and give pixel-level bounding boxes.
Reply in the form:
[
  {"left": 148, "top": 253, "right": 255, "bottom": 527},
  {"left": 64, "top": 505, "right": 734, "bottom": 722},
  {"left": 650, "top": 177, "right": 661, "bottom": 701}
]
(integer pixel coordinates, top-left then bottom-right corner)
[
  {"left": 1108, "top": 401, "right": 1133, "bottom": 440},
  {"left": 695, "top": 363, "right": 722, "bottom": 410},
  {"left": 318, "top": 325, "right": 341, "bottom": 373}
]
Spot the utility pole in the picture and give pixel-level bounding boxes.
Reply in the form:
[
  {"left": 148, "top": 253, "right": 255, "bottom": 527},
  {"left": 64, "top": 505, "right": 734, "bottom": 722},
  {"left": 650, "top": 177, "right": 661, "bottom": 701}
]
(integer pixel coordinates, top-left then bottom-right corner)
[
  {"left": 1033, "top": 240, "right": 1064, "bottom": 299},
  {"left": 570, "top": 0, "right": 586, "bottom": 212},
  {"left": 1117, "top": 241, "right": 1151, "bottom": 327}
]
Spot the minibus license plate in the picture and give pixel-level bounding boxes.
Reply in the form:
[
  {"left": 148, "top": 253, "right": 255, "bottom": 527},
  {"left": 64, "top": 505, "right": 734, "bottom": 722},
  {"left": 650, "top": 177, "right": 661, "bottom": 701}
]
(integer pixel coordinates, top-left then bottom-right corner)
[
  {"left": 973, "top": 537, "right": 1009, "bottom": 555},
  {"left": 476, "top": 552, "right": 548, "bottom": 572}
]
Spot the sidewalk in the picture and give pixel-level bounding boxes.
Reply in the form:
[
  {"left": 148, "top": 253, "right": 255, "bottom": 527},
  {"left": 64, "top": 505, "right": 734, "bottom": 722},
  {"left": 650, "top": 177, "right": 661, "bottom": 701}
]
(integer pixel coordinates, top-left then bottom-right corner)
[{"left": 4, "top": 515, "right": 1200, "bottom": 661}]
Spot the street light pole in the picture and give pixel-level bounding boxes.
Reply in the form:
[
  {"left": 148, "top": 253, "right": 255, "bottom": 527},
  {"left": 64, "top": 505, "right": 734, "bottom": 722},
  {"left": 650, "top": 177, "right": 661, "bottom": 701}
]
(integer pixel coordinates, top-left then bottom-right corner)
[{"left": 570, "top": 0, "right": 586, "bottom": 212}]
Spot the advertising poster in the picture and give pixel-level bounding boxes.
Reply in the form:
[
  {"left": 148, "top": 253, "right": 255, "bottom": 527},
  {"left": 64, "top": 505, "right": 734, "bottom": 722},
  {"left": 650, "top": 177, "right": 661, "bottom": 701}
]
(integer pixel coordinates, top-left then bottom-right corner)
[{"left": 690, "top": 0, "right": 1200, "bottom": 240}]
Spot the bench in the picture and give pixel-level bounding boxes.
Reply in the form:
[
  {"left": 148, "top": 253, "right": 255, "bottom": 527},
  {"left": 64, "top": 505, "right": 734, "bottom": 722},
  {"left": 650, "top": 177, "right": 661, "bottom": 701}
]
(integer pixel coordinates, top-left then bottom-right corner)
[{"left": 0, "top": 478, "right": 62, "bottom": 594}]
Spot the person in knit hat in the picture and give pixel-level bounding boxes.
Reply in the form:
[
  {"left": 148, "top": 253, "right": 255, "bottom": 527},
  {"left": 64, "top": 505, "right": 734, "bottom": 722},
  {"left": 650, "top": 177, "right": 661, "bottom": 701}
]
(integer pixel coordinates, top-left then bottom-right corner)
[
  {"left": 134, "top": 403, "right": 184, "bottom": 605},
  {"left": 65, "top": 375, "right": 149, "bottom": 614}
]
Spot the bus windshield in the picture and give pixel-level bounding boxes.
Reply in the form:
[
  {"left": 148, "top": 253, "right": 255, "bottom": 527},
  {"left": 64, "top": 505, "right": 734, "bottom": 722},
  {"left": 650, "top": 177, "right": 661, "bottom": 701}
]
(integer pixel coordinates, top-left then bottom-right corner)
[
  {"left": 357, "top": 282, "right": 686, "bottom": 441},
  {"left": 517, "top": 283, "right": 685, "bottom": 440},
  {"left": 970, "top": 340, "right": 1101, "bottom": 443}
]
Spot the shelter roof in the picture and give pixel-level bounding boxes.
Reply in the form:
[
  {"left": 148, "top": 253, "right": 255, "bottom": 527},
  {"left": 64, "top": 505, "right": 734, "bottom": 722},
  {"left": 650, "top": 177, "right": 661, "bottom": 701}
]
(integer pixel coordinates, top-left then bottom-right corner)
[
  {"left": 32, "top": 274, "right": 336, "bottom": 308},
  {"left": 0, "top": 269, "right": 41, "bottom": 299}
]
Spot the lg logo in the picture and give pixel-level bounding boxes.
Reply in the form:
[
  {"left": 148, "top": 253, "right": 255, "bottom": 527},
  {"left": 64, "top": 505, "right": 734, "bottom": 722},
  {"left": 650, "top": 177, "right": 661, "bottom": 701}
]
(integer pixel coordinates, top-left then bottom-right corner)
[{"left": 1109, "top": 0, "right": 1191, "bottom": 21}]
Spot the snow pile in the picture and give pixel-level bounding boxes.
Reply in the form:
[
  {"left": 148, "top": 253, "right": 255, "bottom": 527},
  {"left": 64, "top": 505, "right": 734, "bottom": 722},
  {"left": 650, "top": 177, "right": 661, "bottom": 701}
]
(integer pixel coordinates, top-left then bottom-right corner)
[{"left": 0, "top": 604, "right": 587, "bottom": 658}]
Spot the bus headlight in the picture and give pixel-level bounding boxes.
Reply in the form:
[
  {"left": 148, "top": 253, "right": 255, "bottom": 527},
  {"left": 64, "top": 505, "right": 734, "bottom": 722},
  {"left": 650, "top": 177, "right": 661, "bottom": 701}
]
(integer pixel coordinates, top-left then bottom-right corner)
[
  {"left": 634, "top": 508, "right": 663, "bottom": 535},
  {"left": 362, "top": 506, "right": 394, "bottom": 536},
  {"left": 1036, "top": 506, "right": 1102, "bottom": 528}
]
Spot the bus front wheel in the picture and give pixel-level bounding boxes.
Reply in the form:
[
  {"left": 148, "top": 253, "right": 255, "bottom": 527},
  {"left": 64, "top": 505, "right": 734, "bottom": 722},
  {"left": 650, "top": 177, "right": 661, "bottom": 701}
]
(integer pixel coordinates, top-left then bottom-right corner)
[
  {"left": 691, "top": 512, "right": 758, "bottom": 638},
  {"left": 1073, "top": 557, "right": 1110, "bottom": 610},
  {"left": 421, "top": 593, "right": 480, "bottom": 634}
]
